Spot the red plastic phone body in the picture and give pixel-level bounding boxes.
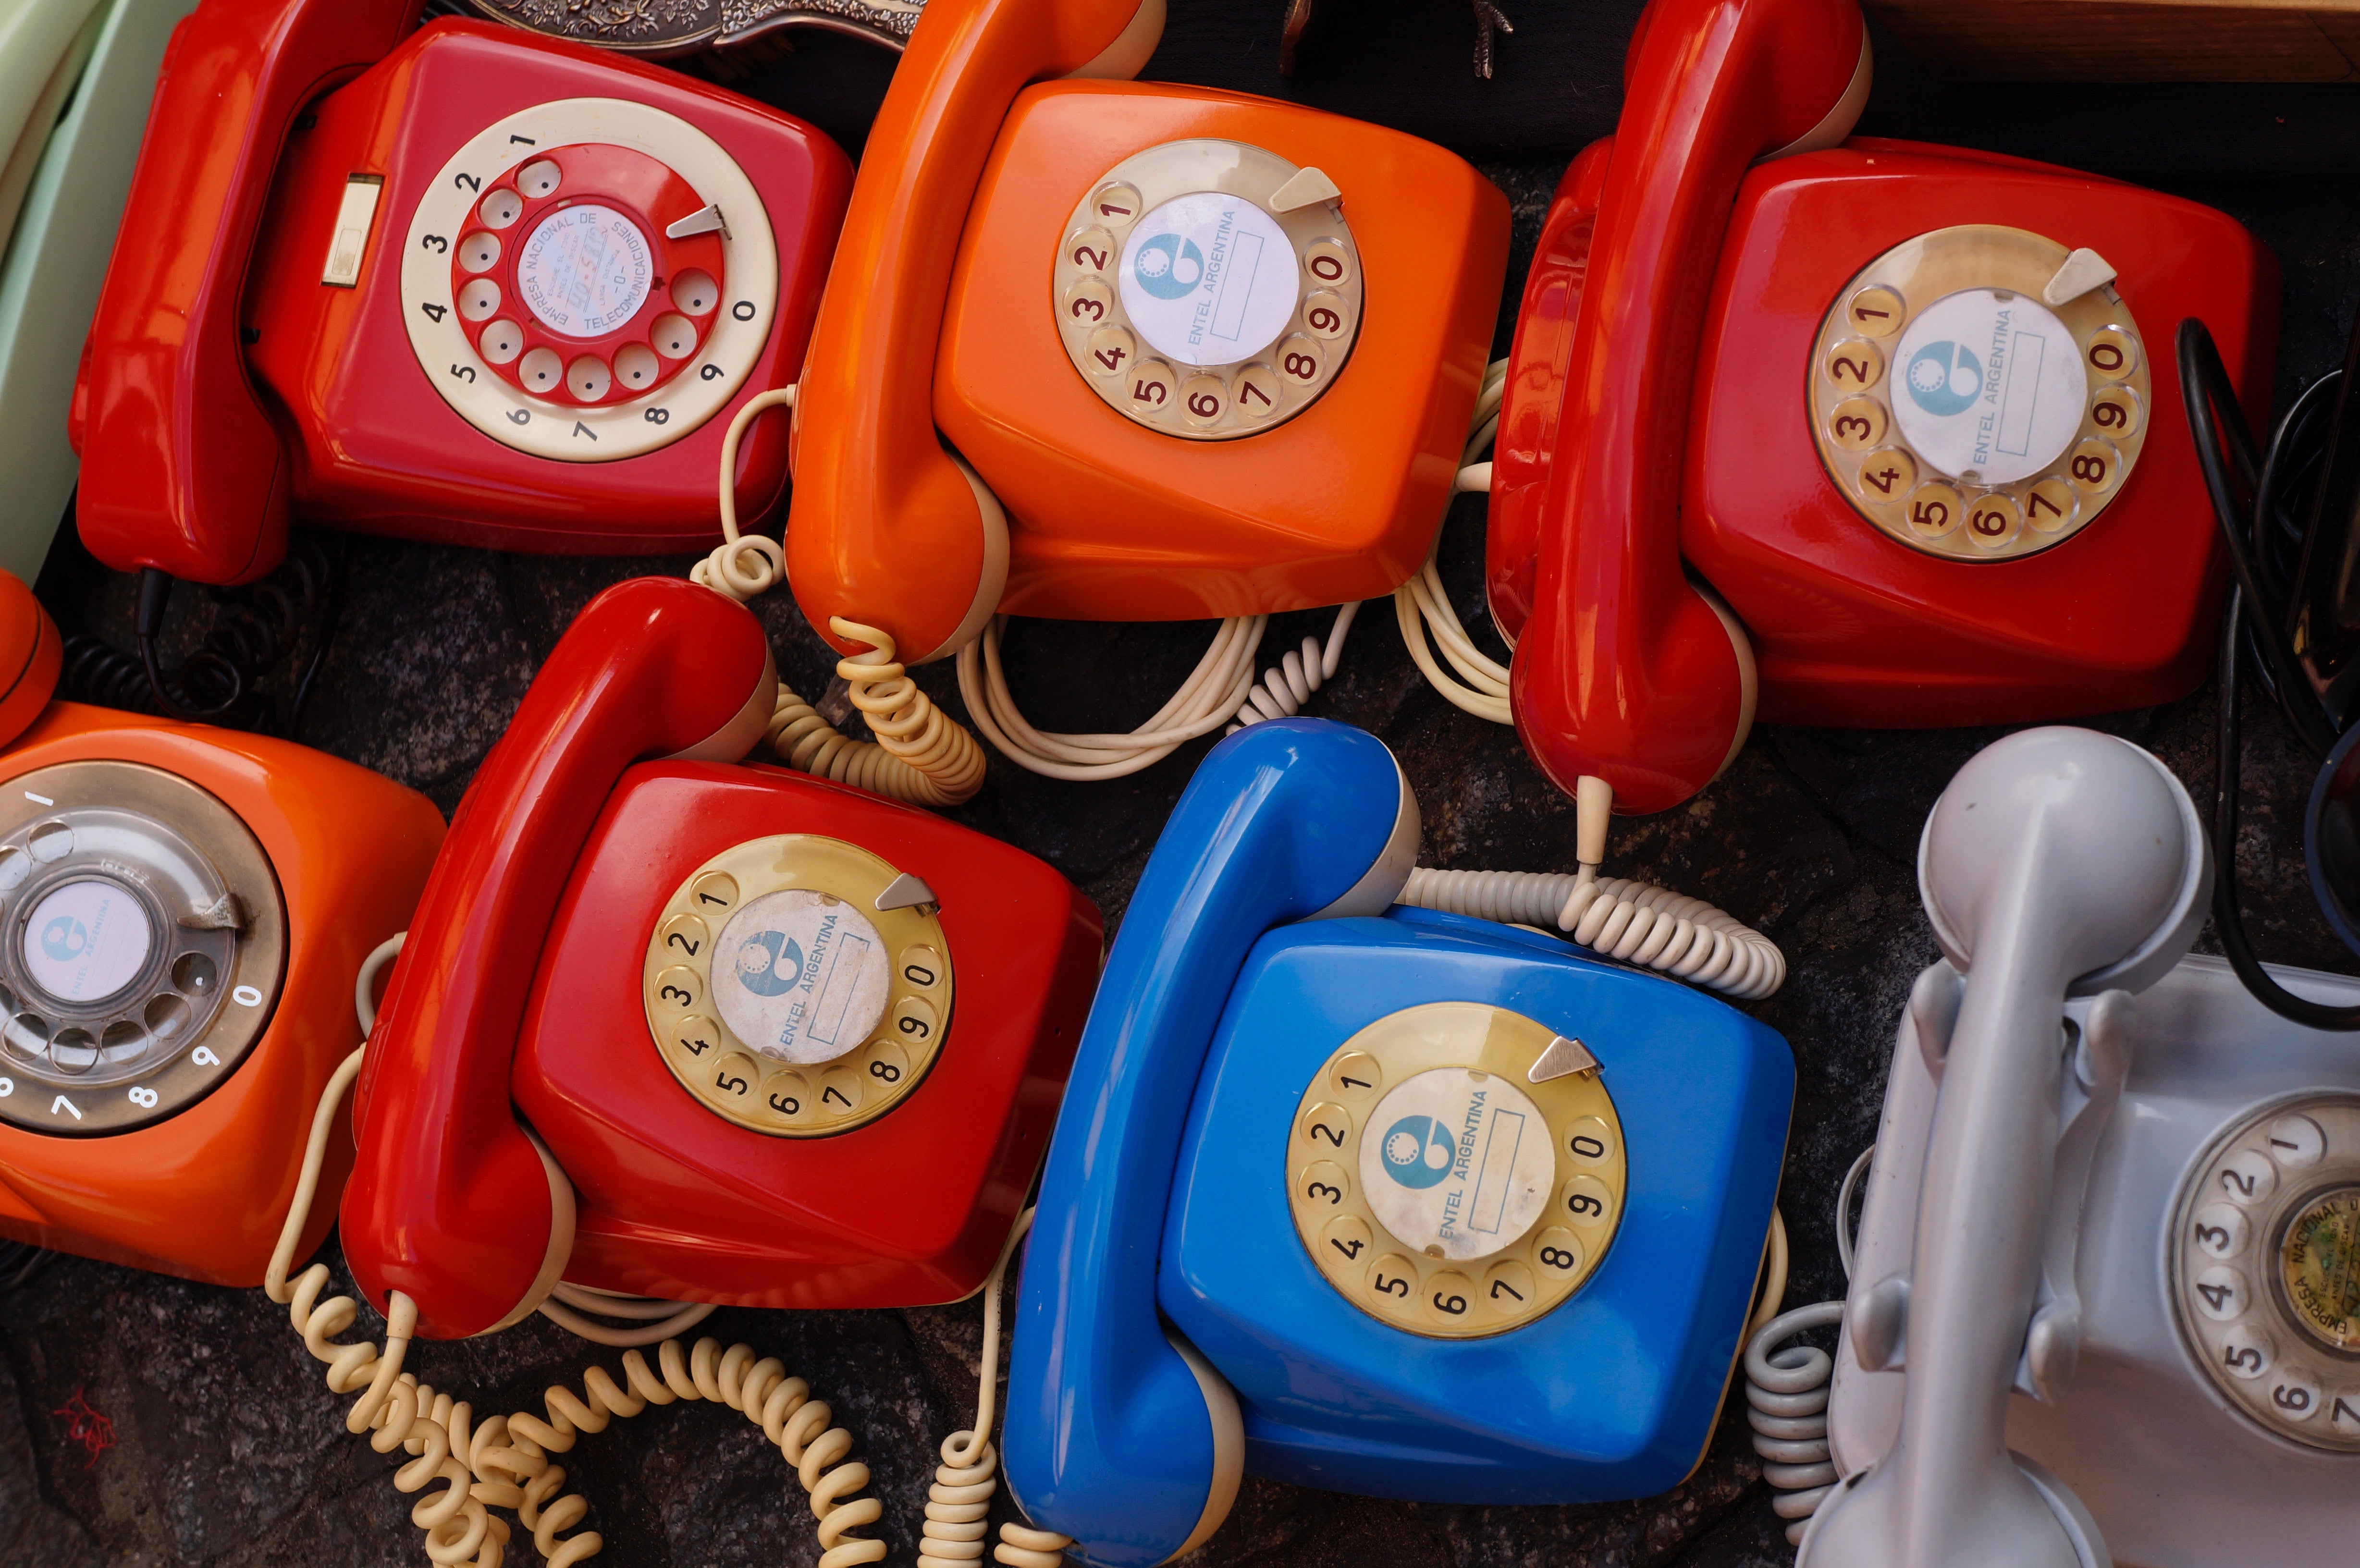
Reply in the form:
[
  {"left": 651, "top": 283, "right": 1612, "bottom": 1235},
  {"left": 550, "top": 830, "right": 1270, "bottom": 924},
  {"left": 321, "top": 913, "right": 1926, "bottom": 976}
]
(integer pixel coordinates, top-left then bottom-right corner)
[
  {"left": 514, "top": 763, "right": 1101, "bottom": 1309},
  {"left": 342, "top": 577, "right": 1100, "bottom": 1338},
  {"left": 938, "top": 82, "right": 1509, "bottom": 623},
  {"left": 0, "top": 581, "right": 443, "bottom": 1286},
  {"left": 1487, "top": 0, "right": 2276, "bottom": 813},
  {"left": 76, "top": 4, "right": 848, "bottom": 583}
]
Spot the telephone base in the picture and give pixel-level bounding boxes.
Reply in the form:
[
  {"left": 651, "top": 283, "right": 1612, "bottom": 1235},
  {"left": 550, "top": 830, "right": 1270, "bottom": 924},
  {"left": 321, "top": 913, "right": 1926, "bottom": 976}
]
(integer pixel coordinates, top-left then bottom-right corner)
[{"left": 1831, "top": 954, "right": 2360, "bottom": 1568}]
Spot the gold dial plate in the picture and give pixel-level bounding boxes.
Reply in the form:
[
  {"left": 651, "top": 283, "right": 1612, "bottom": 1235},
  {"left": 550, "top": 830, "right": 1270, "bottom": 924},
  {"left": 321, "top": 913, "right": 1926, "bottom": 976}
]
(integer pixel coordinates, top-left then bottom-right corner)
[
  {"left": 640, "top": 835, "right": 951, "bottom": 1138},
  {"left": 2170, "top": 1094, "right": 2360, "bottom": 1451},
  {"left": 1052, "top": 139, "right": 1363, "bottom": 441},
  {"left": 1809, "top": 225, "right": 2151, "bottom": 562},
  {"left": 1287, "top": 1002, "right": 1625, "bottom": 1338}
]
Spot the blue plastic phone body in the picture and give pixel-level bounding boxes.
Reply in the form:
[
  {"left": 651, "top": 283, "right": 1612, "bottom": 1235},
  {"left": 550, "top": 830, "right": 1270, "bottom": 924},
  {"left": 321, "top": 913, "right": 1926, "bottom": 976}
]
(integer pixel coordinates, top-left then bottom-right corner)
[
  {"left": 1167, "top": 905, "right": 1791, "bottom": 1497},
  {"left": 1003, "top": 719, "right": 1794, "bottom": 1568}
]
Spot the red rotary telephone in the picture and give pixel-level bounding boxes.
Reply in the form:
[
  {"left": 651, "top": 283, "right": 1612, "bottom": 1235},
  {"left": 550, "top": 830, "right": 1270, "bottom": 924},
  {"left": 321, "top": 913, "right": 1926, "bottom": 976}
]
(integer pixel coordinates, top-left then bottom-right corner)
[
  {"left": 72, "top": 0, "right": 849, "bottom": 585},
  {"left": 339, "top": 577, "right": 1102, "bottom": 1339},
  {"left": 1487, "top": 0, "right": 2276, "bottom": 812}
]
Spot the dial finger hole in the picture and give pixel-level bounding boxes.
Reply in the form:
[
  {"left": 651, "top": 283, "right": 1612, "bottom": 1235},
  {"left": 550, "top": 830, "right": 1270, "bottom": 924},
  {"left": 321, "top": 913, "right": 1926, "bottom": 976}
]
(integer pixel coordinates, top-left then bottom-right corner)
[
  {"left": 49, "top": 1027, "right": 94, "bottom": 1073},
  {"left": 517, "top": 159, "right": 562, "bottom": 199},
  {"left": 458, "top": 278, "right": 503, "bottom": 323},
  {"left": 99, "top": 1021, "right": 146, "bottom": 1063},
  {"left": 458, "top": 232, "right": 502, "bottom": 273},
  {"left": 519, "top": 347, "right": 564, "bottom": 395},
  {"left": 479, "top": 189, "right": 523, "bottom": 229},
  {"left": 651, "top": 313, "right": 697, "bottom": 359},
  {"left": 479, "top": 319, "right": 523, "bottom": 365},
  {"left": 0, "top": 848, "right": 27, "bottom": 891},
  {"left": 671, "top": 269, "right": 718, "bottom": 316},
  {"left": 614, "top": 343, "right": 658, "bottom": 391},
  {"left": 3, "top": 1013, "right": 45, "bottom": 1060},
  {"left": 171, "top": 952, "right": 215, "bottom": 995},
  {"left": 143, "top": 992, "right": 189, "bottom": 1039},
  {"left": 567, "top": 356, "right": 612, "bottom": 402}
]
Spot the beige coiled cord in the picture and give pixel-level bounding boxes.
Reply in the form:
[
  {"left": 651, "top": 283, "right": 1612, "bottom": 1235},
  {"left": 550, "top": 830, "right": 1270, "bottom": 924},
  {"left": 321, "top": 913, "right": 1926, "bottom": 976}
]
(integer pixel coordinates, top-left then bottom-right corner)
[
  {"left": 1397, "top": 775, "right": 1786, "bottom": 1000},
  {"left": 470, "top": 1335, "right": 885, "bottom": 1568},
  {"left": 263, "top": 935, "right": 886, "bottom": 1567},
  {"left": 691, "top": 385, "right": 987, "bottom": 807}
]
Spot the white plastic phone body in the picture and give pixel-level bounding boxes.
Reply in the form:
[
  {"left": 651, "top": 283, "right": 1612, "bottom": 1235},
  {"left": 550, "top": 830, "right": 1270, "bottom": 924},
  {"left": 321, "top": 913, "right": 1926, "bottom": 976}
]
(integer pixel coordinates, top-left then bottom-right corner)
[{"left": 1830, "top": 953, "right": 2360, "bottom": 1568}]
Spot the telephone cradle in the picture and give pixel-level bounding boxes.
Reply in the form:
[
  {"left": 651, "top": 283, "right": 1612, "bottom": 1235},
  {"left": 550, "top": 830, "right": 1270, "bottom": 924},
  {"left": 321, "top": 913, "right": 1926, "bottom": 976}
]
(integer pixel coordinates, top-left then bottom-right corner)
[
  {"left": 336, "top": 576, "right": 1103, "bottom": 1340},
  {"left": 1002, "top": 718, "right": 1795, "bottom": 1567},
  {"left": 74, "top": 0, "right": 851, "bottom": 584},
  {"left": 0, "top": 570, "right": 443, "bottom": 1286}
]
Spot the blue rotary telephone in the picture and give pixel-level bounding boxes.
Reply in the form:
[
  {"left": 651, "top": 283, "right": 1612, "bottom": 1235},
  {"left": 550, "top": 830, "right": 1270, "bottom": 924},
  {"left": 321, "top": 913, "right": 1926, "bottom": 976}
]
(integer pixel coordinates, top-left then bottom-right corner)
[{"left": 1001, "top": 719, "right": 1797, "bottom": 1566}]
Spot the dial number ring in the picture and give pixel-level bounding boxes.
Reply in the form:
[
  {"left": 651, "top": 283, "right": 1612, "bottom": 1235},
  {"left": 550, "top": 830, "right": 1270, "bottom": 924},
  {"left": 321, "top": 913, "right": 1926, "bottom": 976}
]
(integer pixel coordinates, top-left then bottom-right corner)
[
  {"left": 1808, "top": 224, "right": 2152, "bottom": 563},
  {"left": 1052, "top": 139, "right": 1364, "bottom": 442},
  {"left": 2170, "top": 1095, "right": 2360, "bottom": 1452},
  {"left": 1286, "top": 1001, "right": 1626, "bottom": 1339},
  {"left": 640, "top": 835, "right": 952, "bottom": 1138},
  {"left": 400, "top": 97, "right": 778, "bottom": 463}
]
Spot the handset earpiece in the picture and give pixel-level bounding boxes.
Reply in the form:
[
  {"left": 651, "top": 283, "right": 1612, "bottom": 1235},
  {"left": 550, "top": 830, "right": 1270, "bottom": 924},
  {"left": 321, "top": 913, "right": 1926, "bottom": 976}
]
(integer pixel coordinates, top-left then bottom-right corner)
[
  {"left": 786, "top": 0, "right": 1162, "bottom": 667},
  {"left": 1803, "top": 727, "right": 2206, "bottom": 1568},
  {"left": 1005, "top": 718, "right": 1413, "bottom": 1567},
  {"left": 1505, "top": 0, "right": 1865, "bottom": 813},
  {"left": 0, "top": 571, "right": 61, "bottom": 749},
  {"left": 341, "top": 578, "right": 774, "bottom": 1339},
  {"left": 76, "top": 0, "right": 420, "bottom": 586}
]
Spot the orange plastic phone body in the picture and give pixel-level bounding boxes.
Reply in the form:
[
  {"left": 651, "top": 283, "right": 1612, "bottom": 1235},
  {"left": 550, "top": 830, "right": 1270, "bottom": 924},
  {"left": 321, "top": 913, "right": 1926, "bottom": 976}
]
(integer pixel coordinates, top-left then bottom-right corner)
[
  {"left": 939, "top": 82, "right": 1509, "bottom": 622},
  {"left": 0, "top": 585, "right": 443, "bottom": 1285}
]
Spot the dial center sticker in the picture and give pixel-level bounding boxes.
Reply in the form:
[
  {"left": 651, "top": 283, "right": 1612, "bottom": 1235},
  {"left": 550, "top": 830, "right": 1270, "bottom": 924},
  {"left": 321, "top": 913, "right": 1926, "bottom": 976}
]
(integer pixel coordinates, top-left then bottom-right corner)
[
  {"left": 1118, "top": 193, "right": 1298, "bottom": 367},
  {"left": 22, "top": 878, "right": 151, "bottom": 1004},
  {"left": 712, "top": 890, "right": 889, "bottom": 1065},
  {"left": 2282, "top": 1186, "right": 2360, "bottom": 1350},
  {"left": 516, "top": 203, "right": 653, "bottom": 338},
  {"left": 1360, "top": 1067, "right": 1554, "bottom": 1262},
  {"left": 1891, "top": 289, "right": 2087, "bottom": 485}
]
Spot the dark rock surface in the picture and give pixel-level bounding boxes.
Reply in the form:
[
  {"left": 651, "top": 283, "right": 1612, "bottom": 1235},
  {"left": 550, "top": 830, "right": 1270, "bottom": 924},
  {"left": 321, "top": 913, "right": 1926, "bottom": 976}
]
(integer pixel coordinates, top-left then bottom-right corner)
[{"left": 9, "top": 4, "right": 2360, "bottom": 1566}]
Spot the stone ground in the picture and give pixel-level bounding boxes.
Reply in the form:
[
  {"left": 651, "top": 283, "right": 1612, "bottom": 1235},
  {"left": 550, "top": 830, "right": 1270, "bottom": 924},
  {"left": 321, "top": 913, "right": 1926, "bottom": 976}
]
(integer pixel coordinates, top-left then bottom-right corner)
[{"left": 9, "top": 3, "right": 2360, "bottom": 1565}]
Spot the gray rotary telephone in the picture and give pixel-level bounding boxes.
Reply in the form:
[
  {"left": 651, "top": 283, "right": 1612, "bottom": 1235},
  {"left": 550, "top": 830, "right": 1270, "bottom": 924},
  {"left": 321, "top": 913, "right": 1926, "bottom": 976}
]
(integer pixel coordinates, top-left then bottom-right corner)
[{"left": 1791, "top": 727, "right": 2360, "bottom": 1568}]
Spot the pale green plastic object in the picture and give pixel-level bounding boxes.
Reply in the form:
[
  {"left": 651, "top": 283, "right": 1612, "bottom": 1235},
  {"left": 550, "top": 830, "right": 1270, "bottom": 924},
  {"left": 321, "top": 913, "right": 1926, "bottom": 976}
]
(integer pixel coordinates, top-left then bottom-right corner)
[{"left": 0, "top": 0, "right": 201, "bottom": 585}]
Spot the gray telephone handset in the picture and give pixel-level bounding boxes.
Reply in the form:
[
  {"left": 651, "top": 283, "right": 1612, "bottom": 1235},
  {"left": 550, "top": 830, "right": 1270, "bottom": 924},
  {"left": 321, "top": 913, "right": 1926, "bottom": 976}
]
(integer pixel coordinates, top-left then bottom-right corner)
[{"left": 1793, "top": 727, "right": 2360, "bottom": 1568}]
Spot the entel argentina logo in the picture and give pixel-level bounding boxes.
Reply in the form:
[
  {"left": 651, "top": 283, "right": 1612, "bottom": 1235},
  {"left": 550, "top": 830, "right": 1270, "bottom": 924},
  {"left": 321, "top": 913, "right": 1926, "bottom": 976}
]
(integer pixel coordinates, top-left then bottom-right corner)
[
  {"left": 1905, "top": 341, "right": 1983, "bottom": 418},
  {"left": 1380, "top": 1114, "right": 1458, "bottom": 1190},
  {"left": 1130, "top": 233, "right": 1204, "bottom": 301},
  {"left": 733, "top": 931, "right": 804, "bottom": 997},
  {"left": 40, "top": 916, "right": 87, "bottom": 964}
]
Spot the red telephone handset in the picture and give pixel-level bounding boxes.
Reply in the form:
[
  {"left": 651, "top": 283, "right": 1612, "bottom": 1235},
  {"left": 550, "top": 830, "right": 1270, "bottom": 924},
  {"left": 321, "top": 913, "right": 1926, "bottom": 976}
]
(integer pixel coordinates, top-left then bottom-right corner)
[
  {"left": 76, "top": 0, "right": 419, "bottom": 585},
  {"left": 787, "top": 0, "right": 1163, "bottom": 662},
  {"left": 343, "top": 579, "right": 774, "bottom": 1336},
  {"left": 1508, "top": 0, "right": 1868, "bottom": 812}
]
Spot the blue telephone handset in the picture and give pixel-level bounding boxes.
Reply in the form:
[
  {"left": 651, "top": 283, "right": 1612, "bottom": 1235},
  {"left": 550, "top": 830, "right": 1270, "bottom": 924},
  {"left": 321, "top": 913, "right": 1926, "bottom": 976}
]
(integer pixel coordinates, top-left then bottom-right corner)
[{"left": 1005, "top": 720, "right": 1796, "bottom": 1566}]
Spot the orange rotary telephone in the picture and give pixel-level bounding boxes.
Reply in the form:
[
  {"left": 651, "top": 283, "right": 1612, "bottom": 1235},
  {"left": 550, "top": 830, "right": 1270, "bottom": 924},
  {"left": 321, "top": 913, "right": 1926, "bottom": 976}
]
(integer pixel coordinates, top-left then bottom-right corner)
[
  {"left": 72, "top": 0, "right": 850, "bottom": 586},
  {"left": 784, "top": 0, "right": 1510, "bottom": 668},
  {"left": 336, "top": 576, "right": 1102, "bottom": 1341},
  {"left": 0, "top": 571, "right": 442, "bottom": 1286},
  {"left": 1485, "top": 0, "right": 2276, "bottom": 814}
]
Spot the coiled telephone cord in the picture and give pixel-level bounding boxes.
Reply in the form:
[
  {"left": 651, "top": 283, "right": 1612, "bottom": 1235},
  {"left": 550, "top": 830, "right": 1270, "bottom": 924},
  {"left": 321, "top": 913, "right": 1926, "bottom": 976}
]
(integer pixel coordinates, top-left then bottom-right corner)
[
  {"left": 956, "top": 608, "right": 1358, "bottom": 781},
  {"left": 265, "top": 1045, "right": 505, "bottom": 1568},
  {"left": 693, "top": 387, "right": 985, "bottom": 806},
  {"left": 1745, "top": 1144, "right": 1874, "bottom": 1546},
  {"left": 1396, "top": 358, "right": 1512, "bottom": 723},
  {"left": 900, "top": 1208, "right": 1083, "bottom": 1568},
  {"left": 1401, "top": 866, "right": 1783, "bottom": 999},
  {"left": 470, "top": 1335, "right": 885, "bottom": 1568}
]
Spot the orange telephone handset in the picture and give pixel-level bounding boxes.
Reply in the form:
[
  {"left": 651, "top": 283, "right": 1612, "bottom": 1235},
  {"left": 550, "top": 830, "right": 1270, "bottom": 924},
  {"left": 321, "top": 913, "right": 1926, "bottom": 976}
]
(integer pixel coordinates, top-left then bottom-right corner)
[
  {"left": 788, "top": 0, "right": 1161, "bottom": 663},
  {"left": 788, "top": 0, "right": 1509, "bottom": 660}
]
